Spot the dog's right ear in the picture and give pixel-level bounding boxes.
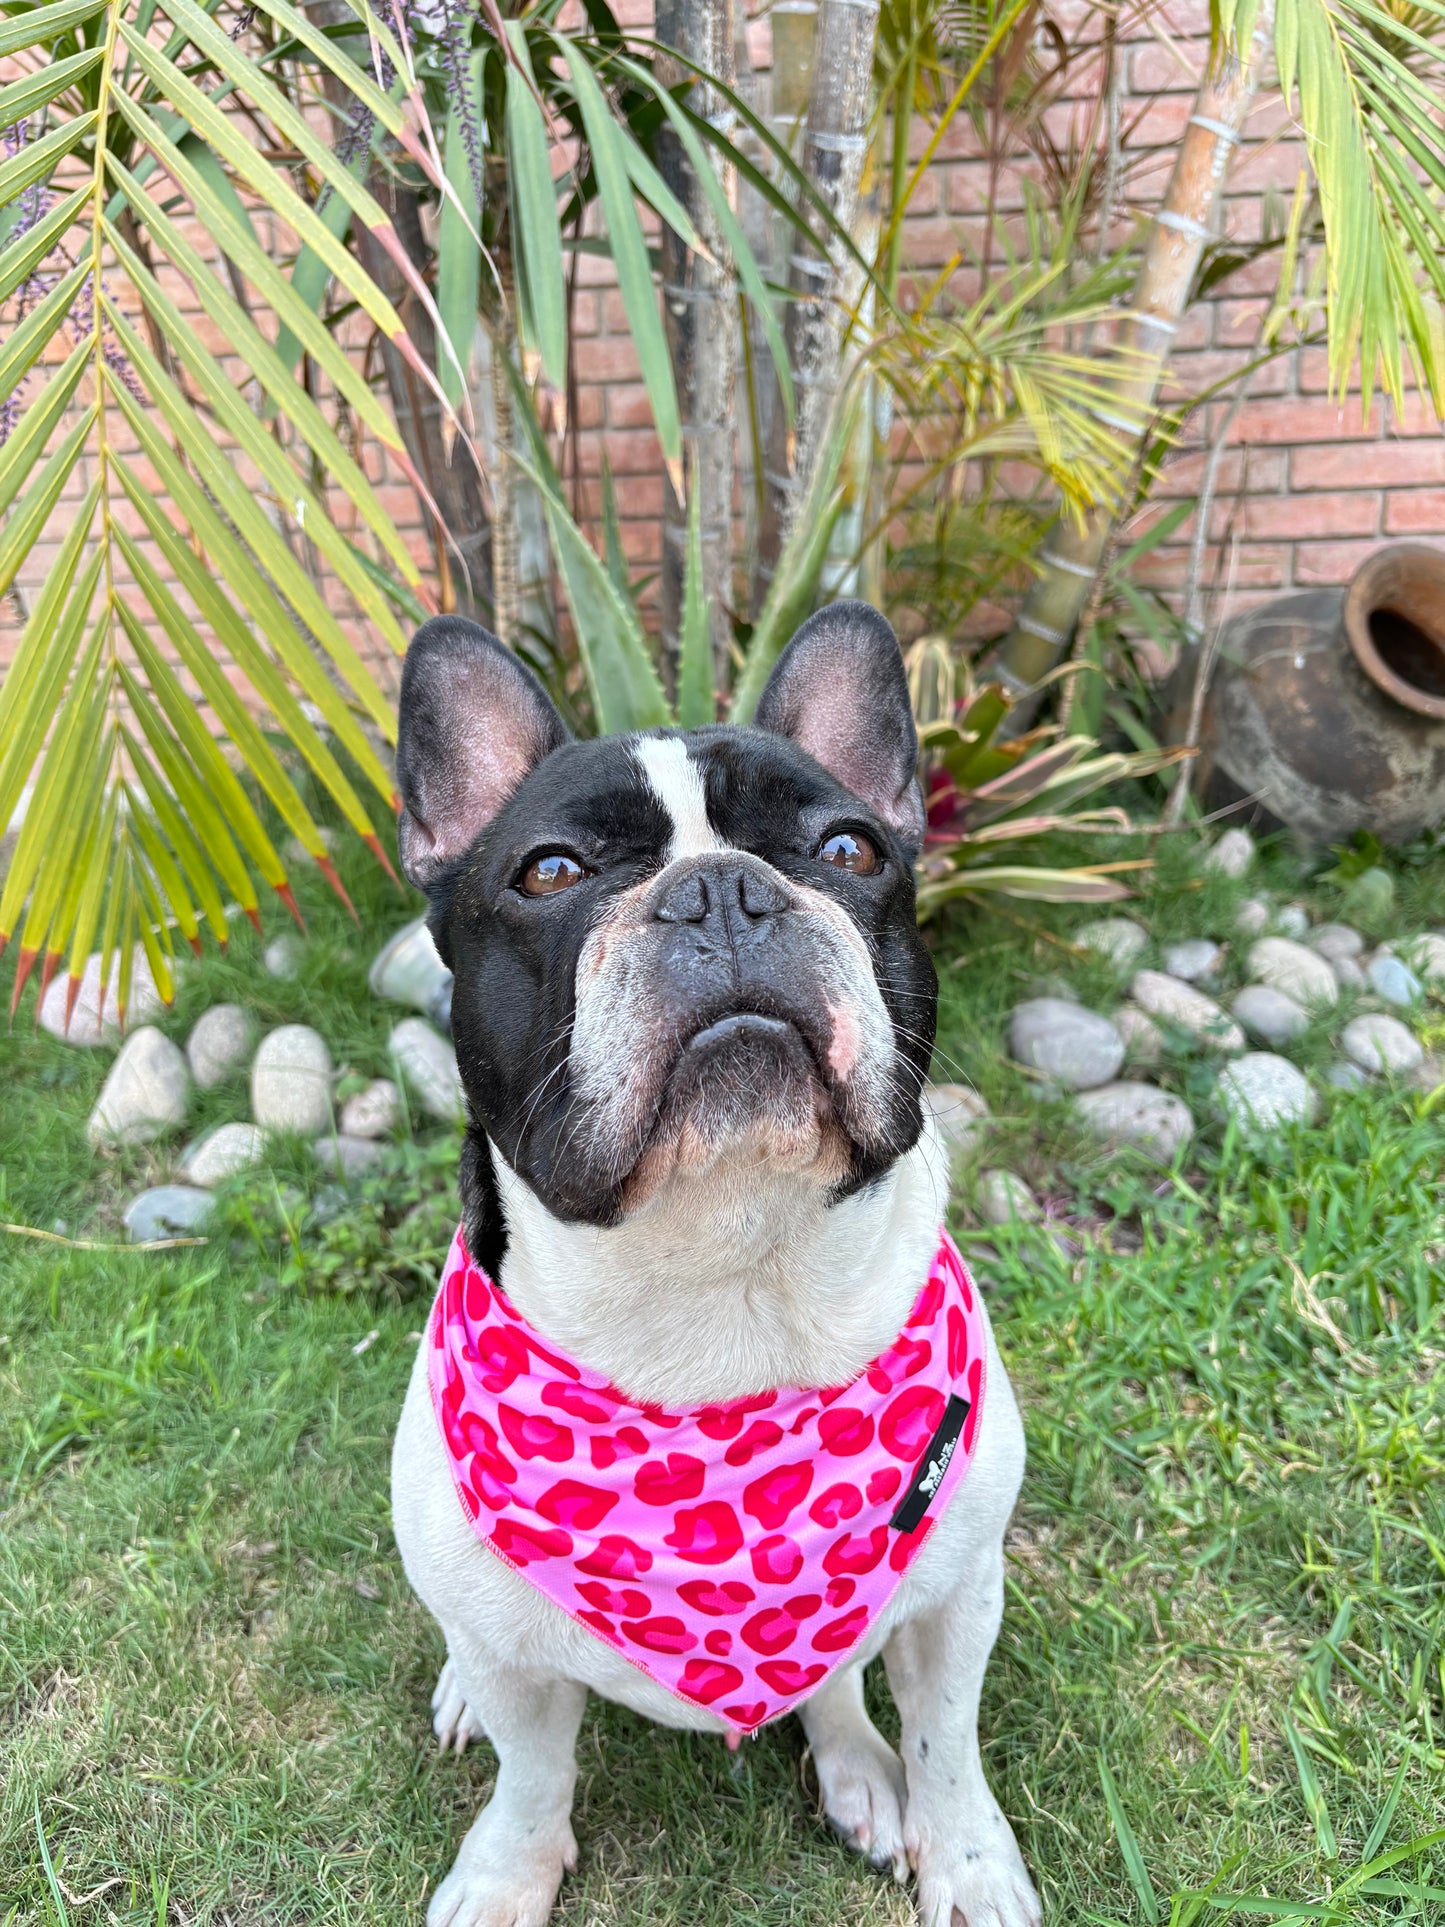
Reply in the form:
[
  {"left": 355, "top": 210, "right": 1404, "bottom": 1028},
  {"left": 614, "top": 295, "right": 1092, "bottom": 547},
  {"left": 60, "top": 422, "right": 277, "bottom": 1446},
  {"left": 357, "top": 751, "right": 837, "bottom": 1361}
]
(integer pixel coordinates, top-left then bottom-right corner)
[{"left": 396, "top": 618, "right": 570, "bottom": 892}]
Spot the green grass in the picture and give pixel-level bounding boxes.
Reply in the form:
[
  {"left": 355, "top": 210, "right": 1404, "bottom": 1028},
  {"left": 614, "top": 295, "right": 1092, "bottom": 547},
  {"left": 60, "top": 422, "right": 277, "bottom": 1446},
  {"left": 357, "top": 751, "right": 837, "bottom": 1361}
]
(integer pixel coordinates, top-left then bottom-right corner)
[{"left": 2, "top": 831, "right": 1444, "bottom": 1925}]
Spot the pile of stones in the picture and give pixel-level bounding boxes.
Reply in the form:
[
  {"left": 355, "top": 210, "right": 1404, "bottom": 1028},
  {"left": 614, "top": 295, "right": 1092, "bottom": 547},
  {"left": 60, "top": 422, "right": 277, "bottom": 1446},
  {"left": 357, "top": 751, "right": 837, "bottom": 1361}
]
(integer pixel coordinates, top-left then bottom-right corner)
[
  {"left": 925, "top": 825, "right": 1444, "bottom": 1230},
  {"left": 61, "top": 917, "right": 464, "bottom": 1241}
]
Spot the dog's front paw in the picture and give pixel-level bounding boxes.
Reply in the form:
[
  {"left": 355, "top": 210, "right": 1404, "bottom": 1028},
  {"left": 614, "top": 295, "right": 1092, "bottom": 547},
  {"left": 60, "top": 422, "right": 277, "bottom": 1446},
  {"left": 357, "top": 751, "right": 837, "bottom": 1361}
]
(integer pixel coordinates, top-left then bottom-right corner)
[
  {"left": 427, "top": 1806, "right": 577, "bottom": 1927},
  {"left": 910, "top": 1823, "right": 1041, "bottom": 1927},
  {"left": 432, "top": 1657, "right": 485, "bottom": 1753},
  {"left": 811, "top": 1725, "right": 908, "bottom": 1879}
]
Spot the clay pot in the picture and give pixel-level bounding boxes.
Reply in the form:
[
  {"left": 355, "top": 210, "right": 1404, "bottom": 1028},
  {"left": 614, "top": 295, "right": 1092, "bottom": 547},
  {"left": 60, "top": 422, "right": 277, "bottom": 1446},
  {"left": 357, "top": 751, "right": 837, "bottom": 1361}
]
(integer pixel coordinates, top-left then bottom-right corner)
[{"left": 1179, "top": 543, "right": 1445, "bottom": 844}]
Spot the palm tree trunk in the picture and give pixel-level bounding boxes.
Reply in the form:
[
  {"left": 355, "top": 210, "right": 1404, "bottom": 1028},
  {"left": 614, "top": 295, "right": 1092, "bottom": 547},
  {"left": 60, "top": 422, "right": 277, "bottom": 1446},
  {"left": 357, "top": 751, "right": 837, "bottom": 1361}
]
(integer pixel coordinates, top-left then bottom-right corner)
[
  {"left": 656, "top": 0, "right": 737, "bottom": 694},
  {"left": 755, "top": 0, "right": 881, "bottom": 595},
  {"left": 992, "top": 2, "right": 1274, "bottom": 724}
]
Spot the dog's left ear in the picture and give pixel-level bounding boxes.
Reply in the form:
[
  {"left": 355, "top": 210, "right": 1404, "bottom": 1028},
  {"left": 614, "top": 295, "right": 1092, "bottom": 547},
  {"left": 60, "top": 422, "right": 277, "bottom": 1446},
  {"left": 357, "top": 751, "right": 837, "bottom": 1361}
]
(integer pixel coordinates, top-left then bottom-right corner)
[
  {"left": 396, "top": 616, "right": 570, "bottom": 891},
  {"left": 754, "top": 600, "right": 924, "bottom": 856}
]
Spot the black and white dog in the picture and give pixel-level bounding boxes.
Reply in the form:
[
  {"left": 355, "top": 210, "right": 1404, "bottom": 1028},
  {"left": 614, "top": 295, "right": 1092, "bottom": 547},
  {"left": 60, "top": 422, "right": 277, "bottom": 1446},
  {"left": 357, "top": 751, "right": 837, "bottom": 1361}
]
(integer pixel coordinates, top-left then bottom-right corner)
[{"left": 390, "top": 604, "right": 1040, "bottom": 1927}]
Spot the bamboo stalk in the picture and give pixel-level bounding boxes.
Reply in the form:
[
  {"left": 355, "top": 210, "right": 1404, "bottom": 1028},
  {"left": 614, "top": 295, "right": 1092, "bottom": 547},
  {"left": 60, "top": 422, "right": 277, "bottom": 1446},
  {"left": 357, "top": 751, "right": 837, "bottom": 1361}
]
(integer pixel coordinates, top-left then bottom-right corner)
[{"left": 993, "top": 3, "right": 1275, "bottom": 725}]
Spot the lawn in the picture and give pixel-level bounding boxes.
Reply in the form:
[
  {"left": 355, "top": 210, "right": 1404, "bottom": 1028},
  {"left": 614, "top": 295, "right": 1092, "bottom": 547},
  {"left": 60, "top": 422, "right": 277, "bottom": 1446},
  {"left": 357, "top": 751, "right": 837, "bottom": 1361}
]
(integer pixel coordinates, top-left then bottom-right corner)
[{"left": 2, "top": 831, "right": 1443, "bottom": 1926}]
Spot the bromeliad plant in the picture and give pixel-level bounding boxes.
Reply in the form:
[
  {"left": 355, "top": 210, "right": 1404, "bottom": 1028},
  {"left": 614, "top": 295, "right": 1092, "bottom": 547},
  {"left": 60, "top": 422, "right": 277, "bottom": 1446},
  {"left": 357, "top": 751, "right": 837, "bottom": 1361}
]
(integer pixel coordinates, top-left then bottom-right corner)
[{"left": 904, "top": 635, "right": 1180, "bottom": 915}]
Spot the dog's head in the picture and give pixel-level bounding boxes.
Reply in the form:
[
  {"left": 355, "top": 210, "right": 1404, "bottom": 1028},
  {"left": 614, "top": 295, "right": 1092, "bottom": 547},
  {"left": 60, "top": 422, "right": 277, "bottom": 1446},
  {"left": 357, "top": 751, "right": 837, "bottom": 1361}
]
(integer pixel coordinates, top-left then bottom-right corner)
[{"left": 395, "top": 604, "right": 937, "bottom": 1241}]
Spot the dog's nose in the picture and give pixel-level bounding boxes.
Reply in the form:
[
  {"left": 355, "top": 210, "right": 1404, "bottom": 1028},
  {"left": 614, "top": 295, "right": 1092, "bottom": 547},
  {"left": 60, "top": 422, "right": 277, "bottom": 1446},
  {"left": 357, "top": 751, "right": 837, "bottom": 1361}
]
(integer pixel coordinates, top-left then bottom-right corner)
[{"left": 653, "top": 859, "right": 790, "bottom": 926}]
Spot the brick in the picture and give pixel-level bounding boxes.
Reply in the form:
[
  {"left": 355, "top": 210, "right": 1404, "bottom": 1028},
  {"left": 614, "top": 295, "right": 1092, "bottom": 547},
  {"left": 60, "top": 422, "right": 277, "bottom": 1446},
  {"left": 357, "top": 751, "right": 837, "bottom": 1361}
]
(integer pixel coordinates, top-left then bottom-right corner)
[
  {"left": 1383, "top": 490, "right": 1445, "bottom": 536},
  {"left": 1128, "top": 38, "right": 1207, "bottom": 93},
  {"left": 1289, "top": 442, "right": 1445, "bottom": 490},
  {"left": 576, "top": 474, "right": 664, "bottom": 519},
  {"left": 1215, "top": 490, "right": 1379, "bottom": 541},
  {"left": 607, "top": 385, "right": 661, "bottom": 430},
  {"left": 1121, "top": 93, "right": 1195, "bottom": 148},
  {"left": 574, "top": 335, "right": 641, "bottom": 382},
  {"left": 1153, "top": 447, "right": 1288, "bottom": 497},
  {"left": 1212, "top": 297, "right": 1270, "bottom": 348},
  {"left": 1294, "top": 537, "right": 1392, "bottom": 585},
  {"left": 1235, "top": 396, "right": 1388, "bottom": 445}
]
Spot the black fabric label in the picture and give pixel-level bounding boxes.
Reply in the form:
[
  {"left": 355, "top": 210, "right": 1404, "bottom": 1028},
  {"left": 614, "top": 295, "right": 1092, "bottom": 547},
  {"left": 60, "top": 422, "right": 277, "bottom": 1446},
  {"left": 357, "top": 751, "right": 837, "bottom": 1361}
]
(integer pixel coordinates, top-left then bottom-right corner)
[{"left": 890, "top": 1394, "right": 972, "bottom": 1534}]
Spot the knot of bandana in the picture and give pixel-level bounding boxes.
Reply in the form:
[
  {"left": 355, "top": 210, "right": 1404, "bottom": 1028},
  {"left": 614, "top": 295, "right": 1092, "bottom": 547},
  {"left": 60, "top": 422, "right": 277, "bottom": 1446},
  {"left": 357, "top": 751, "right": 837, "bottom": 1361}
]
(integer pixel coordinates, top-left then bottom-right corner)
[{"left": 427, "top": 1223, "right": 986, "bottom": 1734}]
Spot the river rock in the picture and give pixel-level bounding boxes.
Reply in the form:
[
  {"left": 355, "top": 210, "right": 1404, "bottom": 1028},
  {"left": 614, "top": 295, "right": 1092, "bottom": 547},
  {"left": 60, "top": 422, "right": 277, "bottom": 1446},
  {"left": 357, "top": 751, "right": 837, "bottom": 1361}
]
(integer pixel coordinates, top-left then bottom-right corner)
[
  {"left": 1340, "top": 1013, "right": 1424, "bottom": 1076},
  {"left": 263, "top": 932, "right": 304, "bottom": 981},
  {"left": 1231, "top": 984, "right": 1309, "bottom": 1048},
  {"left": 39, "top": 946, "right": 164, "bottom": 1047},
  {"left": 1129, "top": 971, "right": 1245, "bottom": 1051},
  {"left": 177, "top": 1121, "right": 266, "bottom": 1186},
  {"left": 1409, "top": 1053, "right": 1444, "bottom": 1093},
  {"left": 252, "top": 1024, "right": 333, "bottom": 1135},
  {"left": 1366, "top": 951, "right": 1423, "bottom": 1008},
  {"left": 370, "top": 918, "right": 453, "bottom": 1028},
  {"left": 1074, "top": 1082, "right": 1195, "bottom": 1161},
  {"left": 1008, "top": 999, "right": 1125, "bottom": 1091},
  {"left": 122, "top": 1184, "right": 214, "bottom": 1243},
  {"left": 1162, "top": 939, "right": 1221, "bottom": 983},
  {"left": 1309, "top": 923, "right": 1364, "bottom": 963},
  {"left": 1247, "top": 938, "right": 1339, "bottom": 1009},
  {"left": 185, "top": 1004, "right": 255, "bottom": 1088},
  {"left": 1216, "top": 1053, "right": 1315, "bottom": 1130},
  {"left": 1403, "top": 933, "right": 1445, "bottom": 982},
  {"left": 1327, "top": 1061, "right": 1370, "bottom": 1092},
  {"left": 1113, "top": 1005, "right": 1165, "bottom": 1067},
  {"left": 1075, "top": 918, "right": 1148, "bottom": 971},
  {"left": 87, "top": 1027, "right": 191, "bottom": 1146},
  {"left": 1204, "top": 828, "right": 1254, "bottom": 878},
  {"left": 1275, "top": 904, "right": 1310, "bottom": 941},
  {"left": 1235, "top": 898, "right": 1271, "bottom": 937},
  {"left": 390, "top": 1018, "right": 466, "bottom": 1124},
  {"left": 924, "top": 1084, "right": 990, "bottom": 1159},
  {"left": 977, "top": 1169, "right": 1041, "bottom": 1226},
  {"left": 313, "top": 1133, "right": 384, "bottom": 1181},
  {"left": 339, "top": 1078, "right": 401, "bottom": 1139},
  {"left": 1331, "top": 956, "right": 1367, "bottom": 990}
]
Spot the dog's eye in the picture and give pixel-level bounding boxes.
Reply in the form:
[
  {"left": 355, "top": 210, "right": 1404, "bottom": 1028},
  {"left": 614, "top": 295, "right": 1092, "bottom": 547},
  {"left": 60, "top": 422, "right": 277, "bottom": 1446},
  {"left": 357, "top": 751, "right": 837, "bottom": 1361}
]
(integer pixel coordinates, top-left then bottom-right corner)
[
  {"left": 817, "top": 830, "right": 879, "bottom": 876},
  {"left": 518, "top": 852, "right": 590, "bottom": 896}
]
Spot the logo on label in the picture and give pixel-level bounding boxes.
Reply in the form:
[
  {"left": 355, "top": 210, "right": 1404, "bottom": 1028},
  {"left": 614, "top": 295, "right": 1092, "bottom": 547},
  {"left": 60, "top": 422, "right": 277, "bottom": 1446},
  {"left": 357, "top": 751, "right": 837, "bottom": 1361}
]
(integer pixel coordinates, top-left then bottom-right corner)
[{"left": 890, "top": 1394, "right": 971, "bottom": 1534}]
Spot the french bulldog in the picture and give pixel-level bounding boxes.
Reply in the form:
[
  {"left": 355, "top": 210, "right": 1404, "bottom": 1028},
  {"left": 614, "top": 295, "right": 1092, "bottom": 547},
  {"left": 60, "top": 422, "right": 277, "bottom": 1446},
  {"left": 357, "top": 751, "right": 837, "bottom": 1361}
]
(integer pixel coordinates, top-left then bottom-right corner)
[{"left": 390, "top": 602, "right": 1041, "bottom": 1927}]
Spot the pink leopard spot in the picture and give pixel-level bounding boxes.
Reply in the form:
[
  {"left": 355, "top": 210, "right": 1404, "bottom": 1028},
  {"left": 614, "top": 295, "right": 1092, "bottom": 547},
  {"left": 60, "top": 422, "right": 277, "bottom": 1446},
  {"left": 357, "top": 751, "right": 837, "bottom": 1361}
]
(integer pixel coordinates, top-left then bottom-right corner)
[
  {"left": 490, "top": 1518, "right": 571, "bottom": 1565},
  {"left": 809, "top": 1482, "right": 862, "bottom": 1528},
  {"left": 622, "top": 1615, "right": 697, "bottom": 1655},
  {"left": 634, "top": 1452, "right": 706, "bottom": 1507},
  {"left": 785, "top": 1593, "right": 821, "bottom": 1621},
  {"left": 576, "top": 1534, "right": 652, "bottom": 1579},
  {"left": 591, "top": 1424, "right": 649, "bottom": 1470},
  {"left": 723, "top": 1700, "right": 769, "bottom": 1728},
  {"left": 757, "top": 1659, "right": 827, "bottom": 1696},
  {"left": 743, "top": 1460, "right": 813, "bottom": 1531},
  {"left": 947, "top": 1303, "right": 969, "bottom": 1377},
  {"left": 704, "top": 1629, "right": 733, "bottom": 1657},
  {"left": 907, "top": 1274, "right": 944, "bottom": 1326},
  {"left": 578, "top": 1609, "right": 619, "bottom": 1643},
  {"left": 665, "top": 1500, "right": 744, "bottom": 1565},
  {"left": 818, "top": 1407, "right": 873, "bottom": 1456},
  {"left": 751, "top": 1533, "right": 804, "bottom": 1586},
  {"left": 823, "top": 1526, "right": 889, "bottom": 1576},
  {"left": 677, "top": 1578, "right": 754, "bottom": 1616},
  {"left": 825, "top": 1575, "right": 856, "bottom": 1608},
  {"left": 740, "top": 1607, "right": 800, "bottom": 1656},
  {"left": 462, "top": 1271, "right": 491, "bottom": 1321},
  {"left": 812, "top": 1604, "right": 870, "bottom": 1653},
  {"left": 537, "top": 1477, "right": 618, "bottom": 1531},
  {"left": 880, "top": 1385, "right": 945, "bottom": 1461},
  {"left": 497, "top": 1405, "right": 574, "bottom": 1463},
  {"left": 577, "top": 1580, "right": 651, "bottom": 1619},
  {"left": 866, "top": 1465, "right": 902, "bottom": 1505},
  {"left": 468, "top": 1461, "right": 513, "bottom": 1512},
  {"left": 474, "top": 1324, "right": 527, "bottom": 1393},
  {"left": 543, "top": 1381, "right": 620, "bottom": 1424},
  {"left": 678, "top": 1658, "right": 743, "bottom": 1704},
  {"left": 724, "top": 1419, "right": 784, "bottom": 1467}
]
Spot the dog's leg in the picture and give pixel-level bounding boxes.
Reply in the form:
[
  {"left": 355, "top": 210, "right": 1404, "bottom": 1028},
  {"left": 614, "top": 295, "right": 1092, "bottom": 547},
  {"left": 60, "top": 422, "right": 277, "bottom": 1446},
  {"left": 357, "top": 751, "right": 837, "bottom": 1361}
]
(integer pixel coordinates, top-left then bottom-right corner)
[
  {"left": 427, "top": 1633, "right": 587, "bottom": 1927},
  {"left": 432, "top": 1653, "right": 486, "bottom": 1753},
  {"left": 884, "top": 1543, "right": 1041, "bottom": 1927},
  {"left": 799, "top": 1663, "right": 908, "bottom": 1879}
]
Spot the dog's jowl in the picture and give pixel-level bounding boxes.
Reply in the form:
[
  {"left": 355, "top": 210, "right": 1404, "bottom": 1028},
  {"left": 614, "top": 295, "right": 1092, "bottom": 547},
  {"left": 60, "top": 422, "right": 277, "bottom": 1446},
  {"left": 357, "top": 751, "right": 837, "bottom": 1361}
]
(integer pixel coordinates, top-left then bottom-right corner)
[{"left": 390, "top": 602, "right": 1041, "bottom": 1927}]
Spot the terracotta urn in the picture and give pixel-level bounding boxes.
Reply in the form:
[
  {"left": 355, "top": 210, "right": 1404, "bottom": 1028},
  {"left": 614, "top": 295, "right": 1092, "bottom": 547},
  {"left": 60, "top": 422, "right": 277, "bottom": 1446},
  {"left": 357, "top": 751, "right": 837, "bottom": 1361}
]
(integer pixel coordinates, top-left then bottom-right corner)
[{"left": 1181, "top": 543, "right": 1445, "bottom": 843}]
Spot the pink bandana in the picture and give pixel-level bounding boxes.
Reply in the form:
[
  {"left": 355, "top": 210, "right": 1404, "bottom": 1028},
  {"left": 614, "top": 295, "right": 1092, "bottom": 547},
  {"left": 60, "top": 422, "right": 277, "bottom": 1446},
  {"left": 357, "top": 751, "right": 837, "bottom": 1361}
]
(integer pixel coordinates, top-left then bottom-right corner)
[{"left": 427, "top": 1222, "right": 986, "bottom": 1735}]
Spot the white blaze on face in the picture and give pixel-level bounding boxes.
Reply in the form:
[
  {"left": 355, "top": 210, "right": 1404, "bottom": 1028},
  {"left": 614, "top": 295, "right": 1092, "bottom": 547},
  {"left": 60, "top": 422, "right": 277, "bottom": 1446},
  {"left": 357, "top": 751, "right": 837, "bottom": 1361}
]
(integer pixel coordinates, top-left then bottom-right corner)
[{"left": 631, "top": 735, "right": 724, "bottom": 861}]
